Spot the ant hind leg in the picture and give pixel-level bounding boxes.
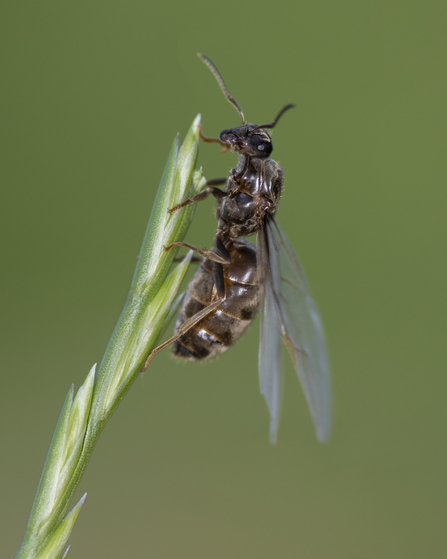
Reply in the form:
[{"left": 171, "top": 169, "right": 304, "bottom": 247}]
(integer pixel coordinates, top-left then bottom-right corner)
[{"left": 142, "top": 260, "right": 226, "bottom": 370}]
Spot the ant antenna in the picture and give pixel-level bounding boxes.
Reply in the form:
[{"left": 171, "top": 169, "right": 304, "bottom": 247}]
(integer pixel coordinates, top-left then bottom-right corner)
[
  {"left": 198, "top": 53, "right": 246, "bottom": 125},
  {"left": 251, "top": 103, "right": 295, "bottom": 132}
]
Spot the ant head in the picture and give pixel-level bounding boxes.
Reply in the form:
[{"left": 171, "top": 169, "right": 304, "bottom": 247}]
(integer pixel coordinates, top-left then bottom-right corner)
[
  {"left": 198, "top": 54, "right": 295, "bottom": 160},
  {"left": 220, "top": 124, "right": 273, "bottom": 159}
]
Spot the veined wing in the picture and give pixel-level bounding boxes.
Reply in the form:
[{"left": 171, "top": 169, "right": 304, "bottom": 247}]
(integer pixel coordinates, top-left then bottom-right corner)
[
  {"left": 258, "top": 242, "right": 283, "bottom": 444},
  {"left": 257, "top": 217, "right": 331, "bottom": 442}
]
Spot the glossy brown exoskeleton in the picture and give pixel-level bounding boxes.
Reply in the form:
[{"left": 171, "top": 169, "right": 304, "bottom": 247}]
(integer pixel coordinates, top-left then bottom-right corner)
[
  {"left": 172, "top": 123, "right": 285, "bottom": 361},
  {"left": 145, "top": 55, "right": 331, "bottom": 443}
]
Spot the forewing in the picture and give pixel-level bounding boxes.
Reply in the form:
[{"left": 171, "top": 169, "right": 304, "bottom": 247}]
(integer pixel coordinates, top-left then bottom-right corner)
[
  {"left": 258, "top": 225, "right": 283, "bottom": 444},
  {"left": 260, "top": 218, "right": 331, "bottom": 442}
]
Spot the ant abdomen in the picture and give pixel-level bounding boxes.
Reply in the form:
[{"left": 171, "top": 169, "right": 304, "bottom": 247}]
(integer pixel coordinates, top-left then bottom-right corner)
[{"left": 173, "top": 240, "right": 260, "bottom": 360}]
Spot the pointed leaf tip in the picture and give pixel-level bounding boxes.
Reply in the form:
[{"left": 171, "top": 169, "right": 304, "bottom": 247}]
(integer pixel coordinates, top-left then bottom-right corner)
[{"left": 192, "top": 113, "right": 201, "bottom": 130}]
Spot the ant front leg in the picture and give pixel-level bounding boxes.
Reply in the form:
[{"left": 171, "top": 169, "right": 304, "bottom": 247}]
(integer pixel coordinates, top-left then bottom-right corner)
[
  {"left": 168, "top": 180, "right": 227, "bottom": 214},
  {"left": 198, "top": 125, "right": 229, "bottom": 151}
]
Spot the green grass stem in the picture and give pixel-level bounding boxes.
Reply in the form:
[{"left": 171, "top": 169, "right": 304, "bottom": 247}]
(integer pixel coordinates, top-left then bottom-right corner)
[{"left": 15, "top": 115, "right": 205, "bottom": 559}]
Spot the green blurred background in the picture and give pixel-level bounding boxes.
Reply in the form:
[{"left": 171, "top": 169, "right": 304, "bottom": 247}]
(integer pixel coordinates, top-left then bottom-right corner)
[{"left": 1, "top": 1, "right": 446, "bottom": 557}]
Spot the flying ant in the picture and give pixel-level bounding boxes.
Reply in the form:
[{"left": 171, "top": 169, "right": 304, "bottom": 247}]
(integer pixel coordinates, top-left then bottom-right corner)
[{"left": 145, "top": 54, "right": 330, "bottom": 443}]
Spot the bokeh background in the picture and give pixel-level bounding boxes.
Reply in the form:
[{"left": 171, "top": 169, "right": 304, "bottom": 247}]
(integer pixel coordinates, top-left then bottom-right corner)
[{"left": 1, "top": 1, "right": 446, "bottom": 558}]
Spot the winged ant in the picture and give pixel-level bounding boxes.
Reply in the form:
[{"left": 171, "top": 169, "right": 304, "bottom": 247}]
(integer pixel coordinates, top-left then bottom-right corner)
[{"left": 144, "top": 54, "right": 331, "bottom": 443}]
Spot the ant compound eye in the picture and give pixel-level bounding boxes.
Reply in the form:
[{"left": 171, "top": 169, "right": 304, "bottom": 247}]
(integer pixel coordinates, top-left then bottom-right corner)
[{"left": 254, "top": 139, "right": 272, "bottom": 158}]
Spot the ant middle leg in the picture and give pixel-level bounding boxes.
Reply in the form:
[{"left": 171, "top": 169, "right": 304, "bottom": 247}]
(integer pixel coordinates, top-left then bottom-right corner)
[{"left": 165, "top": 241, "right": 230, "bottom": 265}]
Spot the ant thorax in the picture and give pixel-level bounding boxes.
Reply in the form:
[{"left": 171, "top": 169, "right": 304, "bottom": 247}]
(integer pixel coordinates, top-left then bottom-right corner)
[{"left": 217, "top": 155, "right": 284, "bottom": 242}]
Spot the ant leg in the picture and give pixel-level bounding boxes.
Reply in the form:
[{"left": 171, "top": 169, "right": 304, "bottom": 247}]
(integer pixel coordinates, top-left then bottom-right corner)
[
  {"left": 199, "top": 125, "right": 227, "bottom": 147},
  {"left": 206, "top": 178, "right": 227, "bottom": 186},
  {"left": 143, "top": 297, "right": 224, "bottom": 370},
  {"left": 173, "top": 256, "right": 202, "bottom": 263},
  {"left": 212, "top": 261, "right": 225, "bottom": 298},
  {"left": 168, "top": 183, "right": 226, "bottom": 214},
  {"left": 215, "top": 237, "right": 231, "bottom": 263},
  {"left": 142, "top": 259, "right": 226, "bottom": 370},
  {"left": 165, "top": 241, "right": 230, "bottom": 265}
]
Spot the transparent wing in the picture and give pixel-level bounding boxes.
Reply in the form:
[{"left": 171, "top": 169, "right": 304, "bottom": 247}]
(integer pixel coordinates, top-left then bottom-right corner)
[
  {"left": 257, "top": 218, "right": 331, "bottom": 442},
  {"left": 258, "top": 226, "right": 283, "bottom": 443}
]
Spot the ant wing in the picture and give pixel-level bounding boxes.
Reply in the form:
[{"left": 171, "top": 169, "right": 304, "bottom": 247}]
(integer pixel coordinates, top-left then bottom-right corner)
[
  {"left": 258, "top": 243, "right": 283, "bottom": 444},
  {"left": 257, "top": 217, "right": 331, "bottom": 443}
]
